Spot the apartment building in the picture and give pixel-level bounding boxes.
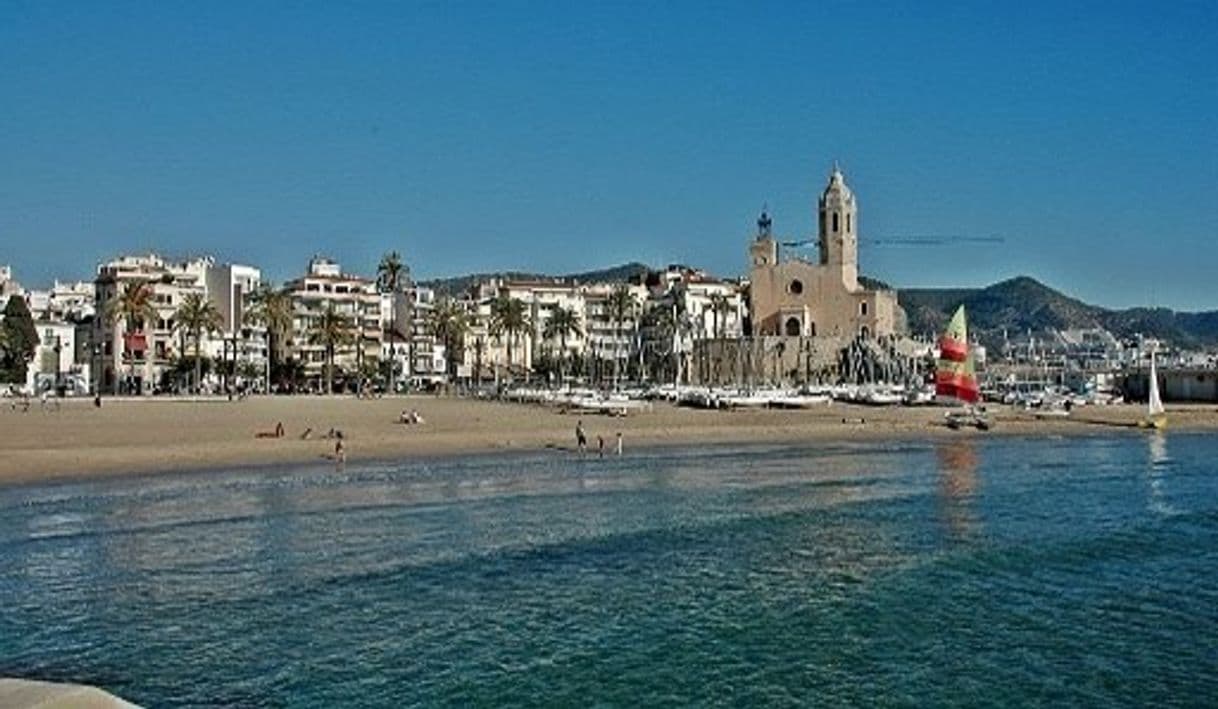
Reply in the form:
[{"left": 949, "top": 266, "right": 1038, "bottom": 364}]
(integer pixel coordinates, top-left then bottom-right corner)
[
  {"left": 284, "top": 257, "right": 383, "bottom": 391},
  {"left": 380, "top": 285, "right": 446, "bottom": 387},
  {"left": 93, "top": 254, "right": 212, "bottom": 394}
]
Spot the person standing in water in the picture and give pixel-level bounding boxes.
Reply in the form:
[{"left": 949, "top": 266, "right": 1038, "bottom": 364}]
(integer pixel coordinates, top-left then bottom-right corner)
[
  {"left": 597, "top": 435, "right": 605, "bottom": 458},
  {"left": 576, "top": 420, "right": 587, "bottom": 453},
  {"left": 334, "top": 432, "right": 346, "bottom": 468}
]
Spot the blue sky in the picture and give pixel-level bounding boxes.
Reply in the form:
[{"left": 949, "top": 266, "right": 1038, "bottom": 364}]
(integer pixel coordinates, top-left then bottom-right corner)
[{"left": 2, "top": 1, "right": 1215, "bottom": 309}]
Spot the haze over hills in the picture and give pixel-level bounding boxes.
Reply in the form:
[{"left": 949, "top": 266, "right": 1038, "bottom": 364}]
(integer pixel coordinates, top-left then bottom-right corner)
[
  {"left": 899, "top": 276, "right": 1218, "bottom": 347},
  {"left": 425, "top": 264, "right": 1218, "bottom": 347}
]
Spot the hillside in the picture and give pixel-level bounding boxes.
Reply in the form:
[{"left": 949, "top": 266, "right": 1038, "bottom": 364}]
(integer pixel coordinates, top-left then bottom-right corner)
[
  {"left": 421, "top": 262, "right": 650, "bottom": 297},
  {"left": 900, "top": 276, "right": 1218, "bottom": 347}
]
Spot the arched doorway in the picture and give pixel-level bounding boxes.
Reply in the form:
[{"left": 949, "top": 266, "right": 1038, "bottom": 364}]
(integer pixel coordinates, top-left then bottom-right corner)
[{"left": 784, "top": 317, "right": 801, "bottom": 336}]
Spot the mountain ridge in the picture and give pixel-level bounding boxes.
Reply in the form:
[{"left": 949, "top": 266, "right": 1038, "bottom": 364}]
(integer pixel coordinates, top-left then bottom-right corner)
[{"left": 899, "top": 275, "right": 1218, "bottom": 346}]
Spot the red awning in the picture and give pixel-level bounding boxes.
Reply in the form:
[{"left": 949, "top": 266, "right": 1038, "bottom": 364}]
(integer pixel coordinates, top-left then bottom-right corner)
[{"left": 123, "top": 333, "right": 147, "bottom": 353}]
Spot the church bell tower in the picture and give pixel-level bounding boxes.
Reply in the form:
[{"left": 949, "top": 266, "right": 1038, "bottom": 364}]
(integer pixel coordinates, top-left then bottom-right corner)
[
  {"left": 818, "top": 164, "right": 858, "bottom": 289},
  {"left": 749, "top": 207, "right": 778, "bottom": 268}
]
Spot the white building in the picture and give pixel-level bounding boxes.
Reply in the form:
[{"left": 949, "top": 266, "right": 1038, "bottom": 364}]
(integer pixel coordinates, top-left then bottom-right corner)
[
  {"left": 24, "top": 281, "right": 96, "bottom": 322},
  {"left": 285, "top": 257, "right": 383, "bottom": 391},
  {"left": 92, "top": 254, "right": 263, "bottom": 395},
  {"left": 27, "top": 320, "right": 91, "bottom": 395},
  {"left": 457, "top": 277, "right": 648, "bottom": 384},
  {"left": 205, "top": 263, "right": 267, "bottom": 390},
  {"left": 93, "top": 254, "right": 212, "bottom": 394},
  {"left": 380, "top": 285, "right": 446, "bottom": 387}
]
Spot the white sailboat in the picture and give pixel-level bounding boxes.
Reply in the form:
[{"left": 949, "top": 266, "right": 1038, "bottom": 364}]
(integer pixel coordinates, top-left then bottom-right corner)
[{"left": 1145, "top": 347, "right": 1166, "bottom": 429}]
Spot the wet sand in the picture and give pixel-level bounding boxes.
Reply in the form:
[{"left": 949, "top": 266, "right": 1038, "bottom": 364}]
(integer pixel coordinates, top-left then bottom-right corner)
[{"left": 1, "top": 395, "right": 1213, "bottom": 485}]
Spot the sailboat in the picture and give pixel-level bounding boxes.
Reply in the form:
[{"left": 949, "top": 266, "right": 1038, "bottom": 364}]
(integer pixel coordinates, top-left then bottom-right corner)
[
  {"left": 1143, "top": 346, "right": 1167, "bottom": 429},
  {"left": 936, "top": 305, "right": 990, "bottom": 430}
]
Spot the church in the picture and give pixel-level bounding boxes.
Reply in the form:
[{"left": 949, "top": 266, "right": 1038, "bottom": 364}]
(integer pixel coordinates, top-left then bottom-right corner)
[{"left": 747, "top": 166, "right": 902, "bottom": 339}]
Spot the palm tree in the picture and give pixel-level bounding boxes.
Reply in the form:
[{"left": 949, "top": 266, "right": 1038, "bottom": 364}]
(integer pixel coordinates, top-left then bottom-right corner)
[
  {"left": 427, "top": 298, "right": 470, "bottom": 380},
  {"left": 489, "top": 295, "right": 530, "bottom": 382},
  {"left": 376, "top": 251, "right": 409, "bottom": 394},
  {"left": 309, "top": 302, "right": 354, "bottom": 394},
  {"left": 605, "top": 285, "right": 637, "bottom": 390},
  {"left": 245, "top": 284, "right": 294, "bottom": 392},
  {"left": 708, "top": 293, "right": 732, "bottom": 381},
  {"left": 175, "top": 292, "right": 224, "bottom": 394},
  {"left": 105, "top": 281, "right": 157, "bottom": 394},
  {"left": 244, "top": 285, "right": 294, "bottom": 380},
  {"left": 708, "top": 293, "right": 731, "bottom": 339},
  {"left": 543, "top": 305, "right": 582, "bottom": 386}
]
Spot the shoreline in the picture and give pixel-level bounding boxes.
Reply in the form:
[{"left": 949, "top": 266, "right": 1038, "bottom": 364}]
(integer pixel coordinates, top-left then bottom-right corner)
[{"left": 1, "top": 396, "right": 1211, "bottom": 487}]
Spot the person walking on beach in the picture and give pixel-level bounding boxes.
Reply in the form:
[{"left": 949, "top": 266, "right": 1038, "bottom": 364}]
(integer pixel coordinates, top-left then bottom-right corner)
[
  {"left": 598, "top": 435, "right": 605, "bottom": 458},
  {"left": 334, "top": 434, "right": 346, "bottom": 467},
  {"left": 615, "top": 432, "right": 623, "bottom": 456},
  {"left": 576, "top": 420, "right": 587, "bottom": 453}
]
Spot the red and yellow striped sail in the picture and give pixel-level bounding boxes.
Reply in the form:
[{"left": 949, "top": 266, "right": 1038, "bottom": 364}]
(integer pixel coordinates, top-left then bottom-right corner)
[{"left": 936, "top": 305, "right": 980, "bottom": 403}]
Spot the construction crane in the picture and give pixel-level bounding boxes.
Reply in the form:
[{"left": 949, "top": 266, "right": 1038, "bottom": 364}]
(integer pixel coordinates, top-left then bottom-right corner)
[{"left": 779, "top": 235, "right": 1005, "bottom": 249}]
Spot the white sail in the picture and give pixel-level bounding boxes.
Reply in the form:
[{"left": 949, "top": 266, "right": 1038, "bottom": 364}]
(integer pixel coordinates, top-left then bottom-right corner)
[{"left": 1148, "top": 349, "right": 1166, "bottom": 418}]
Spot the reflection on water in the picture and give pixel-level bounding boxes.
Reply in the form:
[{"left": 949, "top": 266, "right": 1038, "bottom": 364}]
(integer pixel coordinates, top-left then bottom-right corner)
[
  {"left": 936, "top": 439, "right": 981, "bottom": 543},
  {"left": 2, "top": 436, "right": 1217, "bottom": 706},
  {"left": 1146, "top": 432, "right": 1175, "bottom": 516}
]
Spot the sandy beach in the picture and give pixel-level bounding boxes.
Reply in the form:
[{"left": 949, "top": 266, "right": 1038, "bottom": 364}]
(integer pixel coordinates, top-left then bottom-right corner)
[{"left": 1, "top": 395, "right": 1214, "bottom": 485}]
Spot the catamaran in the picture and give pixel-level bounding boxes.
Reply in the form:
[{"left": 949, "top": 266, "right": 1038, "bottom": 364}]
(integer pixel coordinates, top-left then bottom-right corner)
[
  {"left": 1144, "top": 346, "right": 1167, "bottom": 429},
  {"left": 936, "top": 305, "right": 990, "bottom": 430}
]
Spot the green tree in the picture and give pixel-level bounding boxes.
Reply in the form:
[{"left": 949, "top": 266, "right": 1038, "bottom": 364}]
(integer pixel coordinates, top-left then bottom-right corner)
[
  {"left": 542, "top": 304, "right": 582, "bottom": 386},
  {"left": 376, "top": 251, "right": 409, "bottom": 393},
  {"left": 245, "top": 284, "right": 295, "bottom": 391},
  {"left": 105, "top": 282, "right": 157, "bottom": 394},
  {"left": 605, "top": 285, "right": 637, "bottom": 390},
  {"left": 309, "top": 302, "right": 354, "bottom": 394},
  {"left": 489, "top": 295, "right": 530, "bottom": 382},
  {"left": 0, "top": 296, "right": 40, "bottom": 385},
  {"left": 175, "top": 292, "right": 223, "bottom": 393},
  {"left": 427, "top": 298, "right": 470, "bottom": 380}
]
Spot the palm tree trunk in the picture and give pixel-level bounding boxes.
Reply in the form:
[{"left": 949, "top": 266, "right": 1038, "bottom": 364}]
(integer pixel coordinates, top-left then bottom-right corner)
[
  {"left": 389, "top": 310, "right": 397, "bottom": 395},
  {"left": 194, "top": 331, "right": 203, "bottom": 395},
  {"left": 326, "top": 346, "right": 333, "bottom": 395}
]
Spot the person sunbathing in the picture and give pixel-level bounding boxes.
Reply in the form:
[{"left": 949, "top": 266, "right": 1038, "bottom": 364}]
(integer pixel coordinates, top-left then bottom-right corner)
[{"left": 255, "top": 422, "right": 286, "bottom": 438}]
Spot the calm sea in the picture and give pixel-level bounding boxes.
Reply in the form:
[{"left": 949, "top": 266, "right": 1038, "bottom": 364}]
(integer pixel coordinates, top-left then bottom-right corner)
[{"left": 1, "top": 433, "right": 1216, "bottom": 707}]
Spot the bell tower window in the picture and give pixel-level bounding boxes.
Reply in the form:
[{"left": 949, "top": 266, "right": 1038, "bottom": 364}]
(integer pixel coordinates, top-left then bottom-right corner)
[
  {"left": 846, "top": 214, "right": 851, "bottom": 233},
  {"left": 832, "top": 213, "right": 839, "bottom": 233}
]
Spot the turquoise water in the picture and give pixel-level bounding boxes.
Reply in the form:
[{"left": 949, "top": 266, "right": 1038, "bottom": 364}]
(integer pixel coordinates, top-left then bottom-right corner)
[{"left": 1, "top": 434, "right": 1216, "bottom": 707}]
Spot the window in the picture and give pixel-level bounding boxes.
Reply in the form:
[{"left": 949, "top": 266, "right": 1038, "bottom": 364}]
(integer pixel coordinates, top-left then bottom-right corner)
[
  {"left": 784, "top": 317, "right": 801, "bottom": 336},
  {"left": 788, "top": 279, "right": 803, "bottom": 295},
  {"left": 846, "top": 214, "right": 852, "bottom": 233},
  {"left": 860, "top": 302, "right": 868, "bottom": 316},
  {"left": 832, "top": 213, "right": 839, "bottom": 233}
]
